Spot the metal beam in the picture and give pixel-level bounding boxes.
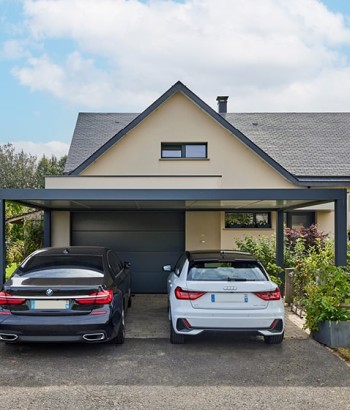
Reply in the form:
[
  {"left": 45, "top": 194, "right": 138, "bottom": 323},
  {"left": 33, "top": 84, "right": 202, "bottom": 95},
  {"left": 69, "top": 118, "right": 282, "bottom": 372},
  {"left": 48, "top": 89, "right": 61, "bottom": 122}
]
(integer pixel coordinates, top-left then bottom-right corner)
[
  {"left": 334, "top": 196, "right": 348, "bottom": 266},
  {"left": 0, "top": 188, "right": 346, "bottom": 202},
  {"left": 43, "top": 210, "right": 51, "bottom": 247},
  {"left": 276, "top": 210, "right": 285, "bottom": 279},
  {"left": 0, "top": 200, "right": 5, "bottom": 288}
]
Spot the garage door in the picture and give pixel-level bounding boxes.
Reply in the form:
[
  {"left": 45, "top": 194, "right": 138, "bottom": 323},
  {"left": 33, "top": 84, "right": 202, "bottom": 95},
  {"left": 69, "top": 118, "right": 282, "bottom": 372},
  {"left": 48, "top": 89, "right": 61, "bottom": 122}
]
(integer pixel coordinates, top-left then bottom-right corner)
[{"left": 71, "top": 211, "right": 185, "bottom": 293}]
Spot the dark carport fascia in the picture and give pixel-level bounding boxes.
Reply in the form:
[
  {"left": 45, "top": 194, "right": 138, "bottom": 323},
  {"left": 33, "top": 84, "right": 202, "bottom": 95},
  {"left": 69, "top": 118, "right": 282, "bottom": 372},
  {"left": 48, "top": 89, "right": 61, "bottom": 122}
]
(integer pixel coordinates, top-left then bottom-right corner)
[
  {"left": 0, "top": 188, "right": 347, "bottom": 287},
  {"left": 0, "top": 188, "right": 347, "bottom": 203}
]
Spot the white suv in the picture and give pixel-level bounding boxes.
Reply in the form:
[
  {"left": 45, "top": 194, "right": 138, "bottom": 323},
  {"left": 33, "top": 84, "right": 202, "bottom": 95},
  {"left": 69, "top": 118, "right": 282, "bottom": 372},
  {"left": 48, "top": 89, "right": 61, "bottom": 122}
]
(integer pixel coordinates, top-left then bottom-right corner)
[{"left": 163, "top": 250, "right": 284, "bottom": 344}]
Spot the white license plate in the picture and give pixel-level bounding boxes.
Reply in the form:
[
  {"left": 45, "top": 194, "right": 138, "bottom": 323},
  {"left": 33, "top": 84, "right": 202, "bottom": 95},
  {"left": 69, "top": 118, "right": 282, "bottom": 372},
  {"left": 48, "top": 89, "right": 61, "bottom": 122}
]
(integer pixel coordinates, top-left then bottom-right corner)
[
  {"left": 211, "top": 293, "right": 248, "bottom": 303},
  {"left": 31, "top": 300, "right": 70, "bottom": 310}
]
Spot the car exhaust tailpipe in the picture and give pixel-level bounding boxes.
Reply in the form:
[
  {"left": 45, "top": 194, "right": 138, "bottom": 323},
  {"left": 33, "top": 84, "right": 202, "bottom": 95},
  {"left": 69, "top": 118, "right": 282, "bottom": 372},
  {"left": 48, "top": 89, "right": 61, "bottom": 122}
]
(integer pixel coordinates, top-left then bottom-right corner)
[
  {"left": 0, "top": 333, "right": 18, "bottom": 342},
  {"left": 82, "top": 333, "right": 105, "bottom": 341}
]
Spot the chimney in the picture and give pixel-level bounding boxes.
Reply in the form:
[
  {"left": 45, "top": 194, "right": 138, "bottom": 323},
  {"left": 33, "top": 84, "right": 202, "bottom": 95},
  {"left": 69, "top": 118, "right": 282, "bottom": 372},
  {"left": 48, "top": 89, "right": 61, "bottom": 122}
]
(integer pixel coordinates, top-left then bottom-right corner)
[{"left": 216, "top": 96, "right": 228, "bottom": 114}]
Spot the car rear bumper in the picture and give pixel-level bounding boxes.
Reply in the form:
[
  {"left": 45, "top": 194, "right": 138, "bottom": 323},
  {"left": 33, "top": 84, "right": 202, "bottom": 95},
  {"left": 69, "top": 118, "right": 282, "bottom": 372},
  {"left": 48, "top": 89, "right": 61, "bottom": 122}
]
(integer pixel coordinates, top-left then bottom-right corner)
[
  {"left": 171, "top": 305, "right": 285, "bottom": 336},
  {"left": 0, "top": 310, "right": 120, "bottom": 343}
]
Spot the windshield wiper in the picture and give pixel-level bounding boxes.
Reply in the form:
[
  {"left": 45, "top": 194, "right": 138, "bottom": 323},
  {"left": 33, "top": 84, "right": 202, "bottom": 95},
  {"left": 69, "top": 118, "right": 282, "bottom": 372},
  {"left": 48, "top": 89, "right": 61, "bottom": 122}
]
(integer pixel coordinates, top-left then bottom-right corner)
[{"left": 226, "top": 277, "right": 247, "bottom": 282}]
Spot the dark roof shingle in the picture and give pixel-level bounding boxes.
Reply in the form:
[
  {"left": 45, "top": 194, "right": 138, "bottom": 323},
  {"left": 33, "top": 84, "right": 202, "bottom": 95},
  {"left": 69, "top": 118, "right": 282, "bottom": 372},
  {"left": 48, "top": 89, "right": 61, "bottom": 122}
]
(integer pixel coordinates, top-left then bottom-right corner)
[
  {"left": 65, "top": 111, "right": 350, "bottom": 180},
  {"left": 64, "top": 113, "right": 138, "bottom": 174},
  {"left": 223, "top": 113, "right": 350, "bottom": 177}
]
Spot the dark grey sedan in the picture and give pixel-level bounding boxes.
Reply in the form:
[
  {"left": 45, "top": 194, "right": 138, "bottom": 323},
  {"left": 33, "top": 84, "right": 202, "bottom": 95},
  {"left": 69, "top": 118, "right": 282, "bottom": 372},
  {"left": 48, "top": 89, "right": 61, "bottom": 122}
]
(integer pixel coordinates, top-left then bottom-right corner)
[{"left": 0, "top": 246, "right": 131, "bottom": 344}]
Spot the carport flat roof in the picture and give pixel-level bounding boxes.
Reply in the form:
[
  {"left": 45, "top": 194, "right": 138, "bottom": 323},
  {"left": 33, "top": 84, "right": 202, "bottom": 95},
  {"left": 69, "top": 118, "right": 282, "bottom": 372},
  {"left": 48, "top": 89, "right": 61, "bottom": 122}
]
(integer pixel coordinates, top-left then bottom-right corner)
[
  {"left": 0, "top": 188, "right": 346, "bottom": 211},
  {"left": 0, "top": 188, "right": 347, "bottom": 276}
]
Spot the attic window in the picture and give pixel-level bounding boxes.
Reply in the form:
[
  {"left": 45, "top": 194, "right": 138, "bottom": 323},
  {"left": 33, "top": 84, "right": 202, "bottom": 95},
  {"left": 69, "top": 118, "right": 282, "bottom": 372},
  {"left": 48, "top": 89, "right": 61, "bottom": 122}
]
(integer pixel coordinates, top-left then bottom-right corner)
[{"left": 161, "top": 143, "right": 207, "bottom": 159}]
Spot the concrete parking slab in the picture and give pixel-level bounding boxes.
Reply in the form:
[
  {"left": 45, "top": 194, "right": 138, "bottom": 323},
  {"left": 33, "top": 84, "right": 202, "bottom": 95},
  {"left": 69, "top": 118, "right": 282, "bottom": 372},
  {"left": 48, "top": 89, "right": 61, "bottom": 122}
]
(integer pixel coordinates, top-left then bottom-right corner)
[{"left": 126, "top": 294, "right": 309, "bottom": 340}]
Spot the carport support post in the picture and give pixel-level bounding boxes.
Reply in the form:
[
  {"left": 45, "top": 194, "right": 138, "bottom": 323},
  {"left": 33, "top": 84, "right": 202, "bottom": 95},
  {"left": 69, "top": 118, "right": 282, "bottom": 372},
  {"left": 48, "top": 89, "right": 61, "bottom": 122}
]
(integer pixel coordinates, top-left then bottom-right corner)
[
  {"left": 334, "top": 197, "right": 347, "bottom": 266},
  {"left": 276, "top": 210, "right": 285, "bottom": 291},
  {"left": 43, "top": 210, "right": 51, "bottom": 248},
  {"left": 0, "top": 200, "right": 5, "bottom": 288}
]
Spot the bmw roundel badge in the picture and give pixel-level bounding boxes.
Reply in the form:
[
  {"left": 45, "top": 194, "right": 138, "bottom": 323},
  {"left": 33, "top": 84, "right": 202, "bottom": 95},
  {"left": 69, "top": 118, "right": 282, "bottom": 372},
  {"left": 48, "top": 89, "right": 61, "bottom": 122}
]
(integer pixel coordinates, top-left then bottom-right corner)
[{"left": 46, "top": 288, "right": 53, "bottom": 296}]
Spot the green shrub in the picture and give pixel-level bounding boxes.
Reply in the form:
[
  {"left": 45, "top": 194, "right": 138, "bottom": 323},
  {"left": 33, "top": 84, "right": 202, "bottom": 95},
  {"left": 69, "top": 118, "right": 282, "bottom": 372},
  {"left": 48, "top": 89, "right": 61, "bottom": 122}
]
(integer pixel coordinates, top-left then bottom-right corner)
[
  {"left": 292, "top": 239, "right": 335, "bottom": 304},
  {"left": 235, "top": 235, "right": 285, "bottom": 285},
  {"left": 302, "top": 265, "right": 350, "bottom": 331}
]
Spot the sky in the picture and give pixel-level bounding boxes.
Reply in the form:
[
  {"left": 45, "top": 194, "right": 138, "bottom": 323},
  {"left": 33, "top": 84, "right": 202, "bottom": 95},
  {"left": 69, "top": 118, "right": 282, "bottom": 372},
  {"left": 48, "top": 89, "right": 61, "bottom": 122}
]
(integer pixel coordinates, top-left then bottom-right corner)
[{"left": 1, "top": 0, "right": 350, "bottom": 158}]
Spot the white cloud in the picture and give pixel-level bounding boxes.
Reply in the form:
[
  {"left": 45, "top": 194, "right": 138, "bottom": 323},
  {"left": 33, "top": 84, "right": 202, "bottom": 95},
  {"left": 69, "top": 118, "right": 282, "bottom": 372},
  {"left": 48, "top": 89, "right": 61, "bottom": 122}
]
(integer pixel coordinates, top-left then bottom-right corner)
[
  {"left": 2, "top": 40, "right": 28, "bottom": 59},
  {"left": 0, "top": 140, "right": 70, "bottom": 158},
  {"left": 9, "top": 0, "right": 350, "bottom": 111}
]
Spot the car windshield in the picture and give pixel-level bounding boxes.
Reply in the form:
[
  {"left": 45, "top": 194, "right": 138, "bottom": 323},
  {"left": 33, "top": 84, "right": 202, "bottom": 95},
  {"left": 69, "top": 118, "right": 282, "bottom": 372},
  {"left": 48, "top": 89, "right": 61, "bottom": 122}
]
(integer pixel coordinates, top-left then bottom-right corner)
[
  {"left": 17, "top": 255, "right": 104, "bottom": 278},
  {"left": 187, "top": 261, "right": 267, "bottom": 281}
]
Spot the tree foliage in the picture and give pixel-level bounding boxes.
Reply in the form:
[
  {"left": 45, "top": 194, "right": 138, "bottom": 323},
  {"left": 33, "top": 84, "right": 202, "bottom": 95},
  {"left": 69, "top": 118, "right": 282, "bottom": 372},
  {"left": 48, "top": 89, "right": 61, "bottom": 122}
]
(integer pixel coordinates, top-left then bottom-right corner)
[
  {"left": 0, "top": 143, "right": 39, "bottom": 188},
  {"left": 36, "top": 155, "right": 67, "bottom": 188},
  {"left": 0, "top": 144, "right": 67, "bottom": 266},
  {"left": 0, "top": 143, "right": 67, "bottom": 189}
]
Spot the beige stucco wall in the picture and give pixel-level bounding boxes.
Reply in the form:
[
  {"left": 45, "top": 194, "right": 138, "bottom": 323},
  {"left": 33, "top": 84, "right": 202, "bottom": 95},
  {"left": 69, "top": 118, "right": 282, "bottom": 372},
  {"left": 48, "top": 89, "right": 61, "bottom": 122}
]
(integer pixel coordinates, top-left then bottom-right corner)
[
  {"left": 45, "top": 176, "right": 222, "bottom": 189},
  {"left": 51, "top": 211, "right": 70, "bottom": 247},
  {"left": 316, "top": 211, "right": 334, "bottom": 236},
  {"left": 185, "top": 212, "right": 221, "bottom": 250},
  {"left": 62, "top": 92, "right": 296, "bottom": 190}
]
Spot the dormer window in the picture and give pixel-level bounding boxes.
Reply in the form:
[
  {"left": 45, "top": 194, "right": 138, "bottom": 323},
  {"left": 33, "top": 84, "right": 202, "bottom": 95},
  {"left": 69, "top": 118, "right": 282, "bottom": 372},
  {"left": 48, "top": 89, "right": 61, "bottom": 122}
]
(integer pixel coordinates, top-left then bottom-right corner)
[{"left": 161, "top": 143, "right": 207, "bottom": 159}]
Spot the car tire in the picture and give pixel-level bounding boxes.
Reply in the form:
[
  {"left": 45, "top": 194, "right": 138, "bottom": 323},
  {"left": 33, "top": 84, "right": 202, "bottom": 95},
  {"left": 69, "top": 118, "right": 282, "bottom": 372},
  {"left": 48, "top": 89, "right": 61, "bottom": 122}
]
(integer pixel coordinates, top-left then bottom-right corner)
[
  {"left": 170, "top": 320, "right": 185, "bottom": 344},
  {"left": 264, "top": 332, "right": 284, "bottom": 345},
  {"left": 113, "top": 307, "right": 125, "bottom": 345}
]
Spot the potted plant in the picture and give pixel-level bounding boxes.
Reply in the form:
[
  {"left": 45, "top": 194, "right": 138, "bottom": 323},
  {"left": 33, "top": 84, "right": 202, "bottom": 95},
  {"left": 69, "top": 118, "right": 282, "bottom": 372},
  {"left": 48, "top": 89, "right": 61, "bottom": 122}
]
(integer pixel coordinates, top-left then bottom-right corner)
[{"left": 302, "top": 265, "right": 350, "bottom": 348}]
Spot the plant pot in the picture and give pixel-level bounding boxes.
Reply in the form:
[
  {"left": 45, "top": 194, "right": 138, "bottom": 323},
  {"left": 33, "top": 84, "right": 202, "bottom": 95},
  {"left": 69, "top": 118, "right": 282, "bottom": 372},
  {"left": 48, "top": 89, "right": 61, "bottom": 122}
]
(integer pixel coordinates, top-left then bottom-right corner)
[{"left": 312, "top": 320, "right": 350, "bottom": 348}]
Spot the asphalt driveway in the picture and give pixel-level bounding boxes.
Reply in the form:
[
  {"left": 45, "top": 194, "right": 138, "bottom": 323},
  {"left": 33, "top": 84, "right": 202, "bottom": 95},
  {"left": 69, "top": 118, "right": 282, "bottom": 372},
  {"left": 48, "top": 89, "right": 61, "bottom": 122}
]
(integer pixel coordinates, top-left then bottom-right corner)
[{"left": 0, "top": 295, "right": 349, "bottom": 410}]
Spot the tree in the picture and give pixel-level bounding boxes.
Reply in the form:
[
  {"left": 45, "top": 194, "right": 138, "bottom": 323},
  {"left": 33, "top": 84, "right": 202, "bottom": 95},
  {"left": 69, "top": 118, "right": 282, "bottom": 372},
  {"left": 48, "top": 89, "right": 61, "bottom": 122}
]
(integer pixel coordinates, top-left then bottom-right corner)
[
  {"left": 0, "top": 143, "right": 39, "bottom": 188},
  {"left": 36, "top": 155, "right": 67, "bottom": 188},
  {"left": 0, "top": 144, "right": 67, "bottom": 266}
]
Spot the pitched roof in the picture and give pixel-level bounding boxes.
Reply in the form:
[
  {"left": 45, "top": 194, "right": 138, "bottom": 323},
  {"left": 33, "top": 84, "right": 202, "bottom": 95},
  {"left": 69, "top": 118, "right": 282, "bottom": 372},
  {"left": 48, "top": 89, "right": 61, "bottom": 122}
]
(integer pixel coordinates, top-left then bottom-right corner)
[
  {"left": 65, "top": 113, "right": 138, "bottom": 174},
  {"left": 223, "top": 113, "right": 350, "bottom": 178},
  {"left": 64, "top": 81, "right": 350, "bottom": 184}
]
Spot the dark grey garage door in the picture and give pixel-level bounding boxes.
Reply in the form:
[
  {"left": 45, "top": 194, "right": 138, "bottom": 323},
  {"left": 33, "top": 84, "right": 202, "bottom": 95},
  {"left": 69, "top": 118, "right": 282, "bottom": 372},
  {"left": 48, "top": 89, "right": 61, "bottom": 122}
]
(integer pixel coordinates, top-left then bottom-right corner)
[{"left": 71, "top": 211, "right": 185, "bottom": 293}]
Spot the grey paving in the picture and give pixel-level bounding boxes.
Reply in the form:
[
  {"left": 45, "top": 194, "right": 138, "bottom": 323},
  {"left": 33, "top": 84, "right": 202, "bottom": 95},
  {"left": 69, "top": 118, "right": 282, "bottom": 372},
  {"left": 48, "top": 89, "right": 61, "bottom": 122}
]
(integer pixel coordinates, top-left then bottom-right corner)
[
  {"left": 0, "top": 294, "right": 348, "bottom": 409},
  {"left": 126, "top": 294, "right": 309, "bottom": 340},
  {"left": 0, "top": 336, "right": 349, "bottom": 409}
]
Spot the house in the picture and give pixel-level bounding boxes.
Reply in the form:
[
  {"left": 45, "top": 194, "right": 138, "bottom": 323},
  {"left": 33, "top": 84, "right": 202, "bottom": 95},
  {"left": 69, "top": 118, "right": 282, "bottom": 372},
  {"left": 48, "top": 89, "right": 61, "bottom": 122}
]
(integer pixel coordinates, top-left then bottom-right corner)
[{"left": 0, "top": 81, "right": 348, "bottom": 291}]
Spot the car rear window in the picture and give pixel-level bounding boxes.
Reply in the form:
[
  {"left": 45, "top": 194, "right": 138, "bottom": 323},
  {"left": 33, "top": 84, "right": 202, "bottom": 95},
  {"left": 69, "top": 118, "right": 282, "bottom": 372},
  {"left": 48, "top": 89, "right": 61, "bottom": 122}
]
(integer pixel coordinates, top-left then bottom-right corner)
[
  {"left": 18, "top": 255, "right": 104, "bottom": 277},
  {"left": 187, "top": 261, "right": 267, "bottom": 281}
]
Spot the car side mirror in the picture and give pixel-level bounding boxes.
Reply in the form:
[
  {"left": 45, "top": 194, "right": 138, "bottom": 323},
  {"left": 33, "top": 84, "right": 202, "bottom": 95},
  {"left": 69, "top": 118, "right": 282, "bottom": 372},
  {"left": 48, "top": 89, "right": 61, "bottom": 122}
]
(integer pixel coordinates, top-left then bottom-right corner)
[
  {"left": 163, "top": 265, "right": 172, "bottom": 272},
  {"left": 124, "top": 261, "right": 131, "bottom": 269}
]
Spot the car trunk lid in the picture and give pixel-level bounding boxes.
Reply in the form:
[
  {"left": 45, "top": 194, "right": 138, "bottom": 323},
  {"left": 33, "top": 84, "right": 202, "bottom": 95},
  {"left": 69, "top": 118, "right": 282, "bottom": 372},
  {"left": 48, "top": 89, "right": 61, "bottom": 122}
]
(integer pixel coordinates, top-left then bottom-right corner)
[
  {"left": 3, "top": 274, "right": 105, "bottom": 316},
  {"left": 185, "top": 281, "right": 275, "bottom": 310}
]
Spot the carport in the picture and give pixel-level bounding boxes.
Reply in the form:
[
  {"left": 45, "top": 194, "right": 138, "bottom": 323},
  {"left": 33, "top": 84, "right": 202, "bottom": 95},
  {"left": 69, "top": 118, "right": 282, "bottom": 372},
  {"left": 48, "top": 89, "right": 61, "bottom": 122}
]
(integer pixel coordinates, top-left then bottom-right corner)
[{"left": 0, "top": 188, "right": 347, "bottom": 289}]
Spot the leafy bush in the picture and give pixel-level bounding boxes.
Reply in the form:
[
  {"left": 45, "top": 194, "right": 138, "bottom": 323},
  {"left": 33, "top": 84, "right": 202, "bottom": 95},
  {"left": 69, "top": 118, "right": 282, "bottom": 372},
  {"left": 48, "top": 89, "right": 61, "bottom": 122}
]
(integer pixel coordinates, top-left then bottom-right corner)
[
  {"left": 285, "top": 224, "right": 328, "bottom": 251},
  {"left": 6, "top": 202, "right": 43, "bottom": 266},
  {"left": 292, "top": 239, "right": 335, "bottom": 305},
  {"left": 235, "top": 226, "right": 337, "bottom": 291},
  {"left": 302, "top": 265, "right": 350, "bottom": 331},
  {"left": 235, "top": 227, "right": 350, "bottom": 332}
]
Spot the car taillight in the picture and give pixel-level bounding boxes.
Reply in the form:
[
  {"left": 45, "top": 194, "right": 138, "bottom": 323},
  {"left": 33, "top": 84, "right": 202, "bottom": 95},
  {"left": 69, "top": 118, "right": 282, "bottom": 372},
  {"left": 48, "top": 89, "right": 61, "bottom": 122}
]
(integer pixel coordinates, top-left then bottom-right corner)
[
  {"left": 174, "top": 287, "right": 205, "bottom": 300},
  {"left": 75, "top": 289, "right": 113, "bottom": 305},
  {"left": 255, "top": 288, "right": 281, "bottom": 301},
  {"left": 0, "top": 291, "right": 26, "bottom": 305}
]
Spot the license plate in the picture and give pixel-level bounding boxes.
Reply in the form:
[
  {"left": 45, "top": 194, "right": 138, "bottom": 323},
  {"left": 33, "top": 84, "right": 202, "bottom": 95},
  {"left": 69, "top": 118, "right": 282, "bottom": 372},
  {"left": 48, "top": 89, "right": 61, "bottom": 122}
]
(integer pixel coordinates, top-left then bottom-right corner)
[
  {"left": 31, "top": 300, "right": 70, "bottom": 310},
  {"left": 212, "top": 293, "right": 248, "bottom": 303}
]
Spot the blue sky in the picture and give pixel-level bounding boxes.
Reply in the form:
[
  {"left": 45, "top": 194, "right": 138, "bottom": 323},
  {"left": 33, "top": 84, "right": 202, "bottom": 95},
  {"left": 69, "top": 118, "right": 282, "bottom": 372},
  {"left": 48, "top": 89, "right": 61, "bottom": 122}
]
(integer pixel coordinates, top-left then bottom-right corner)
[{"left": 1, "top": 0, "right": 350, "bottom": 157}]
